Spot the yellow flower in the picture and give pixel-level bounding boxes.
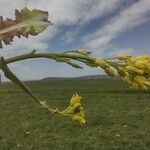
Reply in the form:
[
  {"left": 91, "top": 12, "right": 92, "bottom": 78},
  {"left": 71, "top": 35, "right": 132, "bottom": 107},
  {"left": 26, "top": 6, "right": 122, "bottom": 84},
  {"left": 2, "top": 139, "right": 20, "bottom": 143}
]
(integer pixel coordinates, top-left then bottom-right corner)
[
  {"left": 122, "top": 75, "right": 139, "bottom": 89},
  {"left": 104, "top": 67, "right": 116, "bottom": 77},
  {"left": 123, "top": 75, "right": 133, "bottom": 85},
  {"left": 136, "top": 55, "right": 150, "bottom": 60},
  {"left": 57, "top": 94, "right": 86, "bottom": 125},
  {"left": 70, "top": 94, "right": 81, "bottom": 106},
  {"left": 72, "top": 103, "right": 81, "bottom": 112},
  {"left": 125, "top": 66, "right": 144, "bottom": 75},
  {"left": 126, "top": 57, "right": 136, "bottom": 64},
  {"left": 134, "top": 56, "right": 150, "bottom": 74},
  {"left": 78, "top": 49, "right": 91, "bottom": 55},
  {"left": 117, "top": 55, "right": 132, "bottom": 61},
  {"left": 72, "top": 114, "right": 86, "bottom": 125},
  {"left": 72, "top": 106, "right": 86, "bottom": 125},
  {"left": 117, "top": 68, "right": 126, "bottom": 77},
  {"left": 134, "top": 75, "right": 150, "bottom": 88},
  {"left": 93, "top": 54, "right": 150, "bottom": 90},
  {"left": 135, "top": 60, "right": 149, "bottom": 69},
  {"left": 95, "top": 59, "right": 110, "bottom": 69}
]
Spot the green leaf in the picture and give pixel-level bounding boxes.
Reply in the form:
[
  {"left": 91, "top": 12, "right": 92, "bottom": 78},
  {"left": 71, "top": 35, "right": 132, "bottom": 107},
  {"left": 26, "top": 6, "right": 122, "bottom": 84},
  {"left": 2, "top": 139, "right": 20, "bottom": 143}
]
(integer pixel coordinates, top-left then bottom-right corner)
[{"left": 0, "top": 7, "right": 52, "bottom": 48}]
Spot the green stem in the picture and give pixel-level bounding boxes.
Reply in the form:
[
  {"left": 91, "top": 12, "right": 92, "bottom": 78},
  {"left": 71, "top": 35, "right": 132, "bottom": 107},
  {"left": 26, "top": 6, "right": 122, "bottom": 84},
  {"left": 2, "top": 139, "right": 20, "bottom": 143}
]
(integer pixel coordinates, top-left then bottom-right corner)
[
  {"left": 0, "top": 56, "right": 55, "bottom": 114},
  {"left": 5, "top": 51, "right": 95, "bottom": 65},
  {"left": 0, "top": 50, "right": 96, "bottom": 116},
  {"left": 0, "top": 51, "right": 96, "bottom": 116}
]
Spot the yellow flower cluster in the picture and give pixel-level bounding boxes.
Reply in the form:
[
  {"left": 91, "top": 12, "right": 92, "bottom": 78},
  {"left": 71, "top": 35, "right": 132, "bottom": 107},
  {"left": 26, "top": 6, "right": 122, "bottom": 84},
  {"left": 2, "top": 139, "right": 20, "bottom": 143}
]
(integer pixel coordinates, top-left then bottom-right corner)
[
  {"left": 94, "top": 55, "right": 150, "bottom": 90},
  {"left": 57, "top": 94, "right": 86, "bottom": 125},
  {"left": 117, "top": 55, "right": 150, "bottom": 90}
]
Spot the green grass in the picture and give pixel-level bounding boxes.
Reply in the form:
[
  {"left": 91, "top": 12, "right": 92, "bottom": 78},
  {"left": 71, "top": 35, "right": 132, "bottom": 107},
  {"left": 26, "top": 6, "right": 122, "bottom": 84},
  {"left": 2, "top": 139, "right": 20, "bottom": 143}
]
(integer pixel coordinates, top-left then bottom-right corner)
[{"left": 0, "top": 79, "right": 150, "bottom": 150}]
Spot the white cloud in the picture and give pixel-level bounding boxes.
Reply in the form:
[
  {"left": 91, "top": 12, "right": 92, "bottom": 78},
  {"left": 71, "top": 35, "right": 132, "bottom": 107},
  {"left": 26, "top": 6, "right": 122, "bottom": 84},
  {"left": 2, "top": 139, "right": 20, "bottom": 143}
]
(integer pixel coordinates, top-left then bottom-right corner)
[
  {"left": 0, "top": 0, "right": 121, "bottom": 81},
  {"left": 0, "top": 0, "right": 121, "bottom": 55},
  {"left": 79, "top": 0, "right": 120, "bottom": 24},
  {"left": 27, "top": 0, "right": 120, "bottom": 25},
  {"left": 83, "top": 0, "right": 150, "bottom": 49},
  {"left": 0, "top": 0, "right": 120, "bottom": 49},
  {"left": 58, "top": 0, "right": 120, "bottom": 43},
  {"left": 0, "top": 0, "right": 149, "bottom": 82},
  {"left": 0, "top": 1, "right": 25, "bottom": 19}
]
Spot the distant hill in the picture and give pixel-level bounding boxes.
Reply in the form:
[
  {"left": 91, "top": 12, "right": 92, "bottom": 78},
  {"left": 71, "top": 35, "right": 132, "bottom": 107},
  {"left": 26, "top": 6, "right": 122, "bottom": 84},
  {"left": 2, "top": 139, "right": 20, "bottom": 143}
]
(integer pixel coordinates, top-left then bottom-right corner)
[{"left": 41, "top": 75, "right": 119, "bottom": 81}]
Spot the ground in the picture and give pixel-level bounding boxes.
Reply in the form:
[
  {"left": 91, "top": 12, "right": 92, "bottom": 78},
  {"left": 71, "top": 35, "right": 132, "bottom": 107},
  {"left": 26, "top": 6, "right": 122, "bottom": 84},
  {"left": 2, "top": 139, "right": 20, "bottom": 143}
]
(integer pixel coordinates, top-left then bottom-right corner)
[{"left": 0, "top": 79, "right": 150, "bottom": 150}]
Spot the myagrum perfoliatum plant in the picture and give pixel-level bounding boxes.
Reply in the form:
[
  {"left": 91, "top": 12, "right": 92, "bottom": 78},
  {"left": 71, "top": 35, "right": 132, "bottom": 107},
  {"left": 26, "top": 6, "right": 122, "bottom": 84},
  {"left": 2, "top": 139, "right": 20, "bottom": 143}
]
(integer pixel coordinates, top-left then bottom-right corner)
[{"left": 0, "top": 8, "right": 150, "bottom": 125}]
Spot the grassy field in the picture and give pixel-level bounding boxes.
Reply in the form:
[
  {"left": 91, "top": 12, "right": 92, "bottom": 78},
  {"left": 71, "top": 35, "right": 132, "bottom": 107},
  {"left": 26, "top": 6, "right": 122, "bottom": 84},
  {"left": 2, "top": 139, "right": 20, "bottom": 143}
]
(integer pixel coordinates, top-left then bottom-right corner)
[{"left": 0, "top": 79, "right": 150, "bottom": 150}]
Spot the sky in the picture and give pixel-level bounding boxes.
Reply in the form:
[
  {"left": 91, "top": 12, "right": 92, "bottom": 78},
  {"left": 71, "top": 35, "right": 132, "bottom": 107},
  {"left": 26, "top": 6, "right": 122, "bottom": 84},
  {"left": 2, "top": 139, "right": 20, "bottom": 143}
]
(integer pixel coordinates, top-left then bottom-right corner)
[{"left": 0, "top": 0, "right": 150, "bottom": 81}]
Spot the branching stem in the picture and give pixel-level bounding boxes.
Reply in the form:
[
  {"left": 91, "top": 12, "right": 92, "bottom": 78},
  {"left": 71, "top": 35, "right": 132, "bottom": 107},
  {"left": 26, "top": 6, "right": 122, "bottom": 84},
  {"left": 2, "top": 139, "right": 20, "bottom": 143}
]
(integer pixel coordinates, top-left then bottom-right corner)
[
  {"left": 0, "top": 50, "right": 96, "bottom": 116},
  {"left": 5, "top": 51, "right": 95, "bottom": 65}
]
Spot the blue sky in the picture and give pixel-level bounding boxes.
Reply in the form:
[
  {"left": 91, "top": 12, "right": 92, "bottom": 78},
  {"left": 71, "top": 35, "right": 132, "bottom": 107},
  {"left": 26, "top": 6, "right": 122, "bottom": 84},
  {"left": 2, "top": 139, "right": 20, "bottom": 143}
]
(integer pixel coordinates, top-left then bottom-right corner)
[{"left": 0, "top": 0, "right": 150, "bottom": 81}]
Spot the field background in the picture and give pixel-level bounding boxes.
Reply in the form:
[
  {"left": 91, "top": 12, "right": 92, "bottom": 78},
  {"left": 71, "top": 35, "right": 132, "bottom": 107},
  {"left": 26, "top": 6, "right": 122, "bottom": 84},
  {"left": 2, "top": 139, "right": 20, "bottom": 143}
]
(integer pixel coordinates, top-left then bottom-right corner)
[{"left": 0, "top": 79, "right": 150, "bottom": 150}]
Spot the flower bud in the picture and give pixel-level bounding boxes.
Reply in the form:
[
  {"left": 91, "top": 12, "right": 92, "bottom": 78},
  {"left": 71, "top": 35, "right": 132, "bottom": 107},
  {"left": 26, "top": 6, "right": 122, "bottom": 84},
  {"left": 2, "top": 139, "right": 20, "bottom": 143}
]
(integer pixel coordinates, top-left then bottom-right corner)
[
  {"left": 72, "top": 114, "right": 86, "bottom": 125},
  {"left": 104, "top": 67, "right": 116, "bottom": 77},
  {"left": 134, "top": 60, "right": 148, "bottom": 69},
  {"left": 134, "top": 75, "right": 150, "bottom": 87},
  {"left": 123, "top": 75, "right": 132, "bottom": 85},
  {"left": 78, "top": 49, "right": 91, "bottom": 55},
  {"left": 136, "top": 55, "right": 150, "bottom": 60},
  {"left": 117, "top": 55, "right": 132, "bottom": 60},
  {"left": 125, "top": 66, "right": 144, "bottom": 75},
  {"left": 95, "top": 59, "right": 110, "bottom": 69},
  {"left": 70, "top": 94, "right": 82, "bottom": 106},
  {"left": 72, "top": 103, "right": 81, "bottom": 112},
  {"left": 117, "top": 68, "right": 126, "bottom": 77}
]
